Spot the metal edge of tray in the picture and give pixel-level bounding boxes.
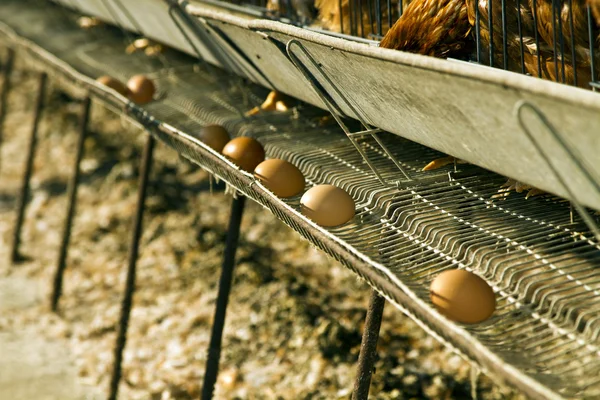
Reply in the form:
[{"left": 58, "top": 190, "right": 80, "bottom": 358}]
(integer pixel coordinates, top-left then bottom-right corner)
[{"left": 0, "top": 13, "right": 565, "bottom": 400}]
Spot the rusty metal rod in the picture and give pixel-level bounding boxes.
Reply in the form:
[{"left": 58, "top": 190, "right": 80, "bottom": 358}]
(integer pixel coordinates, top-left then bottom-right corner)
[
  {"left": 10, "top": 72, "right": 47, "bottom": 263},
  {"left": 108, "top": 134, "right": 155, "bottom": 400},
  {"left": 352, "top": 290, "right": 386, "bottom": 400},
  {"left": 0, "top": 47, "right": 15, "bottom": 172},
  {"left": 50, "top": 96, "right": 91, "bottom": 312},
  {"left": 202, "top": 195, "right": 247, "bottom": 400}
]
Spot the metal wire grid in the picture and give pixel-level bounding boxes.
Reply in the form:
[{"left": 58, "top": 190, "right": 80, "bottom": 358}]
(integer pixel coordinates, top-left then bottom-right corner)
[
  {"left": 89, "top": 52, "right": 600, "bottom": 396},
  {"left": 153, "top": 115, "right": 600, "bottom": 398},
  {"left": 3, "top": 2, "right": 600, "bottom": 398}
]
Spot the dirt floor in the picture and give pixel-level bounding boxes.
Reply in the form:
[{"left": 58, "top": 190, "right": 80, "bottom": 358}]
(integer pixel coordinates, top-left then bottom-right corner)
[{"left": 0, "top": 63, "right": 527, "bottom": 399}]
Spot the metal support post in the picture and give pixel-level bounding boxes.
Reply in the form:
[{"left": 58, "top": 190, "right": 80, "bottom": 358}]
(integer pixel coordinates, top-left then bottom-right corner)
[
  {"left": 50, "top": 96, "right": 92, "bottom": 311},
  {"left": 352, "top": 290, "right": 386, "bottom": 400},
  {"left": 201, "top": 195, "right": 247, "bottom": 400},
  {"left": 108, "top": 134, "right": 155, "bottom": 400},
  {"left": 11, "top": 72, "right": 47, "bottom": 263},
  {"left": 0, "top": 47, "right": 15, "bottom": 172}
]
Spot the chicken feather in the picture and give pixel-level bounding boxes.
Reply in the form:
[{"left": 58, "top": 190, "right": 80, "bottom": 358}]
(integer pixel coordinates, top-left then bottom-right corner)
[{"left": 380, "top": 0, "right": 473, "bottom": 58}]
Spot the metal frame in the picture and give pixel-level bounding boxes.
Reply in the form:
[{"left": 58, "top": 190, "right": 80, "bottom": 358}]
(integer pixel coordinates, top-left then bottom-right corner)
[
  {"left": 515, "top": 100, "right": 600, "bottom": 241},
  {"left": 10, "top": 72, "right": 47, "bottom": 263},
  {"left": 50, "top": 95, "right": 91, "bottom": 312},
  {"left": 0, "top": 47, "right": 15, "bottom": 172}
]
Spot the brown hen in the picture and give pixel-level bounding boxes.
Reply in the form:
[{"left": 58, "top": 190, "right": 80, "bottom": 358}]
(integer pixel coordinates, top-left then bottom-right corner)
[
  {"left": 467, "top": 0, "right": 594, "bottom": 87},
  {"left": 528, "top": 0, "right": 599, "bottom": 87},
  {"left": 591, "top": 0, "right": 600, "bottom": 23},
  {"left": 466, "top": 0, "right": 536, "bottom": 70},
  {"left": 379, "top": 0, "right": 473, "bottom": 58}
]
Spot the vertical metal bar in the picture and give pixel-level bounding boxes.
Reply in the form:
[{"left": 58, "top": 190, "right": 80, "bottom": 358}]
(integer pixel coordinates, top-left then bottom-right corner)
[
  {"left": 339, "top": 0, "right": 345, "bottom": 34},
  {"left": 358, "top": 0, "right": 365, "bottom": 38},
  {"left": 0, "top": 47, "right": 15, "bottom": 172},
  {"left": 488, "top": 0, "right": 494, "bottom": 67},
  {"left": 358, "top": 0, "right": 367, "bottom": 38},
  {"left": 284, "top": 0, "right": 295, "bottom": 21},
  {"left": 386, "top": 0, "right": 392, "bottom": 33},
  {"left": 50, "top": 96, "right": 91, "bottom": 312},
  {"left": 532, "top": 0, "right": 542, "bottom": 77},
  {"left": 202, "top": 195, "right": 247, "bottom": 400},
  {"left": 501, "top": 0, "right": 508, "bottom": 70},
  {"left": 587, "top": 5, "right": 597, "bottom": 90},
  {"left": 375, "top": 0, "right": 382, "bottom": 37},
  {"left": 567, "top": 0, "right": 577, "bottom": 86},
  {"left": 475, "top": 3, "right": 481, "bottom": 63},
  {"left": 351, "top": 0, "right": 357, "bottom": 37},
  {"left": 557, "top": 5, "right": 566, "bottom": 83},
  {"left": 516, "top": 0, "right": 525, "bottom": 74},
  {"left": 10, "top": 72, "right": 47, "bottom": 263},
  {"left": 352, "top": 290, "right": 386, "bottom": 400},
  {"left": 551, "top": 3, "right": 559, "bottom": 80},
  {"left": 366, "top": 0, "right": 374, "bottom": 36},
  {"left": 108, "top": 134, "right": 155, "bottom": 400}
]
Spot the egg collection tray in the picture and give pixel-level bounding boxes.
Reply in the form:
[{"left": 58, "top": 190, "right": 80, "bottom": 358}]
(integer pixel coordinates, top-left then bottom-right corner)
[{"left": 2, "top": 1, "right": 600, "bottom": 399}]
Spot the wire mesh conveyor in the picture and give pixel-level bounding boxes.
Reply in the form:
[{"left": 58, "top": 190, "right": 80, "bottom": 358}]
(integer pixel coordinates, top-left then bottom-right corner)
[{"left": 2, "top": 0, "right": 600, "bottom": 399}]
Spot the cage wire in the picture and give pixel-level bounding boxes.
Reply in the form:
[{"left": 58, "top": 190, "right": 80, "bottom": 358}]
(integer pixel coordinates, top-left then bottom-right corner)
[{"left": 218, "top": 0, "right": 599, "bottom": 90}]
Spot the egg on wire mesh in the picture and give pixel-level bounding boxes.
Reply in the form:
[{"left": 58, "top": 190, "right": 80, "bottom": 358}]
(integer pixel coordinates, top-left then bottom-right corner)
[
  {"left": 254, "top": 159, "right": 305, "bottom": 198},
  {"left": 127, "top": 75, "right": 155, "bottom": 105},
  {"left": 96, "top": 75, "right": 129, "bottom": 97},
  {"left": 198, "top": 125, "right": 231, "bottom": 153},
  {"left": 300, "top": 184, "right": 355, "bottom": 227},
  {"left": 429, "top": 269, "right": 496, "bottom": 324},
  {"left": 222, "top": 136, "right": 265, "bottom": 172}
]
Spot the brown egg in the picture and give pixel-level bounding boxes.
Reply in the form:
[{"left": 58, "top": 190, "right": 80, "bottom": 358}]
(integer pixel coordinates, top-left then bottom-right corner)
[
  {"left": 127, "top": 75, "right": 155, "bottom": 105},
  {"left": 96, "top": 75, "right": 129, "bottom": 97},
  {"left": 300, "top": 184, "right": 355, "bottom": 227},
  {"left": 199, "top": 125, "right": 230, "bottom": 153},
  {"left": 222, "top": 137, "right": 265, "bottom": 172},
  {"left": 254, "top": 159, "right": 305, "bottom": 198},
  {"left": 430, "top": 269, "right": 496, "bottom": 324}
]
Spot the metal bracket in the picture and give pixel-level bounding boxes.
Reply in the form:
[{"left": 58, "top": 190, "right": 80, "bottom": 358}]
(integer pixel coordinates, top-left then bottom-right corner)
[
  {"left": 515, "top": 100, "right": 600, "bottom": 241},
  {"left": 196, "top": 18, "right": 274, "bottom": 88},
  {"left": 168, "top": 0, "right": 260, "bottom": 83},
  {"left": 285, "top": 39, "right": 412, "bottom": 187},
  {"left": 165, "top": 0, "right": 253, "bottom": 117}
]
